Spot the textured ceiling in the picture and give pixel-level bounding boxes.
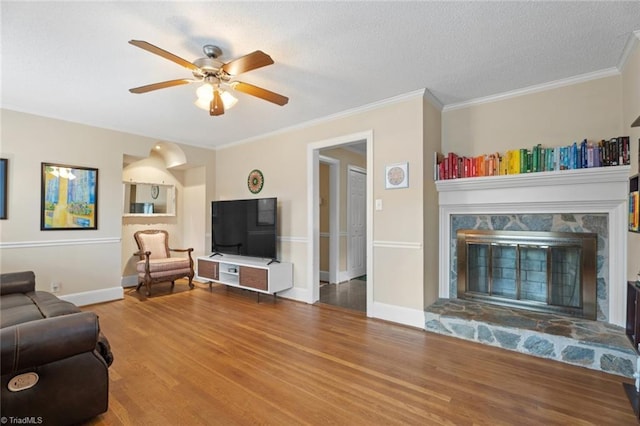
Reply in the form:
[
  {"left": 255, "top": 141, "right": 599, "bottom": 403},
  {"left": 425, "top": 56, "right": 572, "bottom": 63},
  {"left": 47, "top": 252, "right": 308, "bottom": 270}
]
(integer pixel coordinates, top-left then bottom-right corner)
[{"left": 2, "top": 1, "right": 639, "bottom": 149}]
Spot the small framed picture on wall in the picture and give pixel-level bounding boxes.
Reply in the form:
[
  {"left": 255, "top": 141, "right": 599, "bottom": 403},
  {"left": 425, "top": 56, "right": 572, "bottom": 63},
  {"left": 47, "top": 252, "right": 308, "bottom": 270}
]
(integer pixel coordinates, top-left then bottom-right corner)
[{"left": 385, "top": 162, "right": 409, "bottom": 189}]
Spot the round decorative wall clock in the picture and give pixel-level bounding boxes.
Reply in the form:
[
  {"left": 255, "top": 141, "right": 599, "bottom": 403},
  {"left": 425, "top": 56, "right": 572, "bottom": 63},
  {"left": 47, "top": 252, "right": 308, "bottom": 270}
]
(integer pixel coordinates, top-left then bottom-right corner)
[
  {"left": 150, "top": 185, "right": 160, "bottom": 199},
  {"left": 247, "top": 169, "right": 264, "bottom": 194}
]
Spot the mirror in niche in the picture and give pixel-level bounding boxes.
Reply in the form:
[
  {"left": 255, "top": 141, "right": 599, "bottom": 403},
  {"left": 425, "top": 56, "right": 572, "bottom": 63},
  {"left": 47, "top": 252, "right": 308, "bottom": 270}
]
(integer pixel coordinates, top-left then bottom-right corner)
[{"left": 123, "top": 182, "right": 175, "bottom": 216}]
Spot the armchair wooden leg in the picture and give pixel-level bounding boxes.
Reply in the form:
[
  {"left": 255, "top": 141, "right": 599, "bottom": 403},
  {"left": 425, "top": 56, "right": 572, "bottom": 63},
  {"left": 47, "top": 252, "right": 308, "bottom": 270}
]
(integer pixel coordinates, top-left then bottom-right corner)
[
  {"left": 144, "top": 281, "right": 151, "bottom": 297},
  {"left": 188, "top": 276, "right": 194, "bottom": 289}
]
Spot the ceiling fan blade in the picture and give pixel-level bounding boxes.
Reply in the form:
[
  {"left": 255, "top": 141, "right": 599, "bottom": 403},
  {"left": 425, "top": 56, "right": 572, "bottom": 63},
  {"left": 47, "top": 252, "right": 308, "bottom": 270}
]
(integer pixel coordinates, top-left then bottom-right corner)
[
  {"left": 129, "top": 79, "right": 195, "bottom": 94},
  {"left": 222, "top": 50, "right": 274, "bottom": 76},
  {"left": 232, "top": 82, "right": 289, "bottom": 106},
  {"left": 210, "top": 89, "right": 225, "bottom": 116},
  {"left": 129, "top": 40, "right": 200, "bottom": 72}
]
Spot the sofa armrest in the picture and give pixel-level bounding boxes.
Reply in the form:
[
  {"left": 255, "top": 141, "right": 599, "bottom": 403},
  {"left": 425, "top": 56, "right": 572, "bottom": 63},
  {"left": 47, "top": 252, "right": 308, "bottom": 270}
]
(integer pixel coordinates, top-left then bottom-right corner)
[
  {"left": 1, "top": 311, "right": 102, "bottom": 375},
  {"left": 0, "top": 271, "right": 36, "bottom": 295}
]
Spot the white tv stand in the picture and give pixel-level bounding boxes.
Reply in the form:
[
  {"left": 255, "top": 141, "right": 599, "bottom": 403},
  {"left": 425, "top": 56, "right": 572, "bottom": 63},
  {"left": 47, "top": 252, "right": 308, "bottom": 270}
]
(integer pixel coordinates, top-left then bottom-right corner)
[{"left": 196, "top": 255, "right": 293, "bottom": 296}]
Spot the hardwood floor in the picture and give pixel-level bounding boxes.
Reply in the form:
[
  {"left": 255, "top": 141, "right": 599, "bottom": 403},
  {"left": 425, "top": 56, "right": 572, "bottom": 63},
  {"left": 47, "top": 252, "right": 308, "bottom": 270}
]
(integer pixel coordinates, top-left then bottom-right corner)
[
  {"left": 83, "top": 281, "right": 636, "bottom": 425},
  {"left": 319, "top": 278, "right": 366, "bottom": 312}
]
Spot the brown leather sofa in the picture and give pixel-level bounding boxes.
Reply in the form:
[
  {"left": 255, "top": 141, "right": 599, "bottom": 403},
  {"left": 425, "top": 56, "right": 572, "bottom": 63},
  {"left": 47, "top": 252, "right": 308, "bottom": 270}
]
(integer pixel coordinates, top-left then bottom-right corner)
[{"left": 0, "top": 271, "right": 113, "bottom": 425}]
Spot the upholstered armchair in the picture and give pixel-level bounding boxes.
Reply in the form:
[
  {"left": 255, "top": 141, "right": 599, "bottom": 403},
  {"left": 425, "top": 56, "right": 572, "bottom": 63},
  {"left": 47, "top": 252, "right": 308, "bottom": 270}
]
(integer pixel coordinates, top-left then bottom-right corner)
[{"left": 133, "top": 230, "right": 194, "bottom": 296}]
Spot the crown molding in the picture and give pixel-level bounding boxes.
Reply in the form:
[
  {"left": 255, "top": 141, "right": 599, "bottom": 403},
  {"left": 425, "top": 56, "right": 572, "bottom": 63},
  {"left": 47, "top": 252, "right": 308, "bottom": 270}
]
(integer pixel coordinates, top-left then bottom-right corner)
[
  {"left": 423, "top": 88, "right": 444, "bottom": 111},
  {"left": 217, "top": 89, "right": 427, "bottom": 150},
  {"left": 442, "top": 67, "right": 620, "bottom": 112},
  {"left": 618, "top": 30, "right": 640, "bottom": 73}
]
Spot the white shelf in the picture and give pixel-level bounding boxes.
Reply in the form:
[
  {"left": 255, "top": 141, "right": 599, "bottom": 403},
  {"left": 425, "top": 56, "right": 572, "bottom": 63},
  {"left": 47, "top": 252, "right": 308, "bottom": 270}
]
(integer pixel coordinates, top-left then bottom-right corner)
[{"left": 196, "top": 255, "right": 293, "bottom": 295}]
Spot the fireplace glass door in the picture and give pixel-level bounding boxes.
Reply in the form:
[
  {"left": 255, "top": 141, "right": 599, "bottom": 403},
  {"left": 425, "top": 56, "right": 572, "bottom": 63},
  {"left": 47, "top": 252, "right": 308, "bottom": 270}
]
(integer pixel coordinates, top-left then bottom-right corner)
[{"left": 457, "top": 230, "right": 596, "bottom": 319}]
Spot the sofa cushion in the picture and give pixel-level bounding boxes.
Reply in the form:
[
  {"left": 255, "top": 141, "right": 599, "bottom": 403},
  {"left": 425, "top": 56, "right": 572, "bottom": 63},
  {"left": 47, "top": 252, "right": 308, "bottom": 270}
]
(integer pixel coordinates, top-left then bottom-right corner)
[
  {"left": 29, "top": 291, "right": 80, "bottom": 317},
  {"left": 0, "top": 291, "right": 80, "bottom": 328},
  {"left": 0, "top": 271, "right": 35, "bottom": 295},
  {"left": 1, "top": 305, "right": 44, "bottom": 328},
  {"left": 1, "top": 293, "right": 35, "bottom": 309}
]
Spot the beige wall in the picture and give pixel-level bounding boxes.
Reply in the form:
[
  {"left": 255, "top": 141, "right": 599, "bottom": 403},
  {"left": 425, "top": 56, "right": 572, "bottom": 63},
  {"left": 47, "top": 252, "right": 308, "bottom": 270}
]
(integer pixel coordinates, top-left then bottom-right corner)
[
  {"left": 623, "top": 37, "right": 640, "bottom": 282},
  {"left": 319, "top": 147, "right": 366, "bottom": 278},
  {"left": 0, "top": 109, "right": 215, "bottom": 302},
  {"left": 443, "top": 75, "right": 622, "bottom": 156},
  {"left": 2, "top": 43, "right": 633, "bottom": 322},
  {"left": 319, "top": 162, "right": 330, "bottom": 273},
  {"left": 423, "top": 96, "right": 442, "bottom": 307},
  {"left": 215, "top": 93, "right": 431, "bottom": 314},
  {"left": 441, "top": 35, "right": 640, "bottom": 295},
  {"left": 122, "top": 152, "right": 184, "bottom": 279}
]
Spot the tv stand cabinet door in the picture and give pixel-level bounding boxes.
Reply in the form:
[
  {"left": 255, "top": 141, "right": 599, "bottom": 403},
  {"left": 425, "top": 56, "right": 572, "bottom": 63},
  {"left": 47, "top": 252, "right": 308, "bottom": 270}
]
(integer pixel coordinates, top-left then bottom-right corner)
[
  {"left": 239, "top": 266, "right": 268, "bottom": 291},
  {"left": 198, "top": 259, "right": 219, "bottom": 281}
]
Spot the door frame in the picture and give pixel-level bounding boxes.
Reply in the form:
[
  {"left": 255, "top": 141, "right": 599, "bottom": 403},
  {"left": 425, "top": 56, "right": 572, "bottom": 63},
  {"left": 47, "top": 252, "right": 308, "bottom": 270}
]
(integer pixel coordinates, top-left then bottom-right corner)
[
  {"left": 319, "top": 155, "right": 340, "bottom": 285},
  {"left": 306, "top": 130, "right": 373, "bottom": 315}
]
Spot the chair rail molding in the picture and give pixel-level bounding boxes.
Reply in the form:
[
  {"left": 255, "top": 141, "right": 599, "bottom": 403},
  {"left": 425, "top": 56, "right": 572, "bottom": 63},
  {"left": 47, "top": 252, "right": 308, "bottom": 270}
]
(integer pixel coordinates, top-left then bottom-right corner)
[{"left": 0, "top": 237, "right": 121, "bottom": 249}]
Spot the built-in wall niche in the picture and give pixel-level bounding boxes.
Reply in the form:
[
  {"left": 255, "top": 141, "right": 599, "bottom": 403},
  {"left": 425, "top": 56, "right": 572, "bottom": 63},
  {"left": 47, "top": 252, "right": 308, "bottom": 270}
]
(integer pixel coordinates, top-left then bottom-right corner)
[{"left": 122, "top": 182, "right": 175, "bottom": 216}]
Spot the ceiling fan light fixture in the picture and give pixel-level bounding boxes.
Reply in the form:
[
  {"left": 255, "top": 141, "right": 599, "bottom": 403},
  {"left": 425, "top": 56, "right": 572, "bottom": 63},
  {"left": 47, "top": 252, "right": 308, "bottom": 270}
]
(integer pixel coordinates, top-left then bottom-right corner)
[
  {"left": 129, "top": 40, "right": 287, "bottom": 113},
  {"left": 195, "top": 84, "right": 238, "bottom": 111},
  {"left": 220, "top": 90, "right": 238, "bottom": 109},
  {"left": 196, "top": 83, "right": 214, "bottom": 101}
]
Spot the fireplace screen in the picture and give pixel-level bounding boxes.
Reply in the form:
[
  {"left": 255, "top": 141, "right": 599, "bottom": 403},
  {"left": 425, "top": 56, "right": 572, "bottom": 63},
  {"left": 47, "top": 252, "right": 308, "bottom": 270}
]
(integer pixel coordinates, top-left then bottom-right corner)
[{"left": 457, "top": 230, "right": 597, "bottom": 319}]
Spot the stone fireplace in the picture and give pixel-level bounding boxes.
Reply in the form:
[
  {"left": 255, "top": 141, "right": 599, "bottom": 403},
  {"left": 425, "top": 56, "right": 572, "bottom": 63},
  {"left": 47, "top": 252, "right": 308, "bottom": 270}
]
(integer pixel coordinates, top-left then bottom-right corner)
[
  {"left": 456, "top": 229, "right": 597, "bottom": 320},
  {"left": 428, "top": 166, "right": 634, "bottom": 377},
  {"left": 435, "top": 166, "right": 630, "bottom": 326}
]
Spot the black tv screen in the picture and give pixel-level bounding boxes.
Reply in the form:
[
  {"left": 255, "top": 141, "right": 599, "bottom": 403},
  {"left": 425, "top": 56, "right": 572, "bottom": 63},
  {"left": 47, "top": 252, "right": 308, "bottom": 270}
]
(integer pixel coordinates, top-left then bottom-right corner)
[{"left": 211, "top": 197, "right": 277, "bottom": 259}]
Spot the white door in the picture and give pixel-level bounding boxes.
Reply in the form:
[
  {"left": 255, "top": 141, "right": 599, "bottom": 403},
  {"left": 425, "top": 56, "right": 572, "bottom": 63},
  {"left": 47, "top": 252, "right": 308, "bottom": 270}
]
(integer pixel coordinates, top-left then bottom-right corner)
[{"left": 348, "top": 166, "right": 366, "bottom": 279}]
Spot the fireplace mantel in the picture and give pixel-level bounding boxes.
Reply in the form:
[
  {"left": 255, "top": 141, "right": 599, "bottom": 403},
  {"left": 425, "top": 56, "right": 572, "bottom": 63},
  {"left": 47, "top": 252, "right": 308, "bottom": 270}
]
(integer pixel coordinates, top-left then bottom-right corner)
[{"left": 436, "top": 165, "right": 630, "bottom": 326}]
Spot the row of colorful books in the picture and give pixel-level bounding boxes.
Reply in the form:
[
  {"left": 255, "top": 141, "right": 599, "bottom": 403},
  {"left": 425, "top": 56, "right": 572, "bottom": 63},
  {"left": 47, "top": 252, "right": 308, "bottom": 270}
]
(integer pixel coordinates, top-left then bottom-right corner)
[
  {"left": 630, "top": 191, "right": 639, "bottom": 232},
  {"left": 632, "top": 175, "right": 640, "bottom": 233},
  {"left": 434, "top": 136, "right": 631, "bottom": 181}
]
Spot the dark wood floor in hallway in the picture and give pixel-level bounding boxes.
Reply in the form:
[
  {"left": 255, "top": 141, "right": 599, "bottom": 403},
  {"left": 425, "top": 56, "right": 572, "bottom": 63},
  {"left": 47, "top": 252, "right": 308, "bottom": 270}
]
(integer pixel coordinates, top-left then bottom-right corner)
[
  {"left": 319, "top": 278, "right": 366, "bottom": 312},
  {"left": 84, "top": 280, "right": 636, "bottom": 425}
]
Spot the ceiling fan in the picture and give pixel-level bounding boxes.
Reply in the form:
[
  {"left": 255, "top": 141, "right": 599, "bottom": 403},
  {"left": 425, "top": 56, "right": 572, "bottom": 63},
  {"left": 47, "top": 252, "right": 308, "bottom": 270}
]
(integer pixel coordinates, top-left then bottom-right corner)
[{"left": 128, "top": 40, "right": 289, "bottom": 116}]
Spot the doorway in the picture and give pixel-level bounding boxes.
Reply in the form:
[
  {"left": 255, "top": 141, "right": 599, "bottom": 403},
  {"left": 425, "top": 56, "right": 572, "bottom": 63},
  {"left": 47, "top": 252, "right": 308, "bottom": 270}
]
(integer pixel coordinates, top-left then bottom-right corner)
[{"left": 307, "top": 131, "right": 373, "bottom": 315}]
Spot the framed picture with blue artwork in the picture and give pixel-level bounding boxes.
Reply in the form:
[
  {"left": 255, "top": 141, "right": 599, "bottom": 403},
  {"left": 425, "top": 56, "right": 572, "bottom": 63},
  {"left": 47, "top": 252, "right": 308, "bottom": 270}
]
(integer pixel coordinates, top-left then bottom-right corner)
[{"left": 41, "top": 162, "right": 98, "bottom": 230}]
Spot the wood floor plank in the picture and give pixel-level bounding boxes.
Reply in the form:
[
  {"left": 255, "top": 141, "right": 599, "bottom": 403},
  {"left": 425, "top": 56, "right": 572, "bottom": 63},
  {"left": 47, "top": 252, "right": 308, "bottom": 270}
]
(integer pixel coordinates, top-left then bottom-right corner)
[{"left": 81, "top": 282, "right": 637, "bottom": 425}]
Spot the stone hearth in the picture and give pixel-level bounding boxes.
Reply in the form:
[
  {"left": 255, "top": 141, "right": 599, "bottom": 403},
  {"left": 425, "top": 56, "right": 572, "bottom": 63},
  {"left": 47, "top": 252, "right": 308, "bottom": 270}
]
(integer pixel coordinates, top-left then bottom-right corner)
[
  {"left": 432, "top": 166, "right": 633, "bottom": 376},
  {"left": 425, "top": 298, "right": 635, "bottom": 377}
]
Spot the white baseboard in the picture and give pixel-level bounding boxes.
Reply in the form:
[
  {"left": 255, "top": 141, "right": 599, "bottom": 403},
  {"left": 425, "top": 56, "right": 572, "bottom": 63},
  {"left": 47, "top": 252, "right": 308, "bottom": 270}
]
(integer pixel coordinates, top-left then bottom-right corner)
[
  {"left": 59, "top": 286, "right": 124, "bottom": 307},
  {"left": 277, "top": 286, "right": 312, "bottom": 304},
  {"left": 369, "top": 302, "right": 425, "bottom": 329},
  {"left": 319, "top": 270, "right": 351, "bottom": 284}
]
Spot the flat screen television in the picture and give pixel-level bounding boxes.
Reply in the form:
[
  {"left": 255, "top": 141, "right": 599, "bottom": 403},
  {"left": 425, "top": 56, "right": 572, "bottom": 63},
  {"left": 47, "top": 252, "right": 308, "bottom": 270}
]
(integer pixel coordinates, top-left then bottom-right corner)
[{"left": 211, "top": 197, "right": 277, "bottom": 260}]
